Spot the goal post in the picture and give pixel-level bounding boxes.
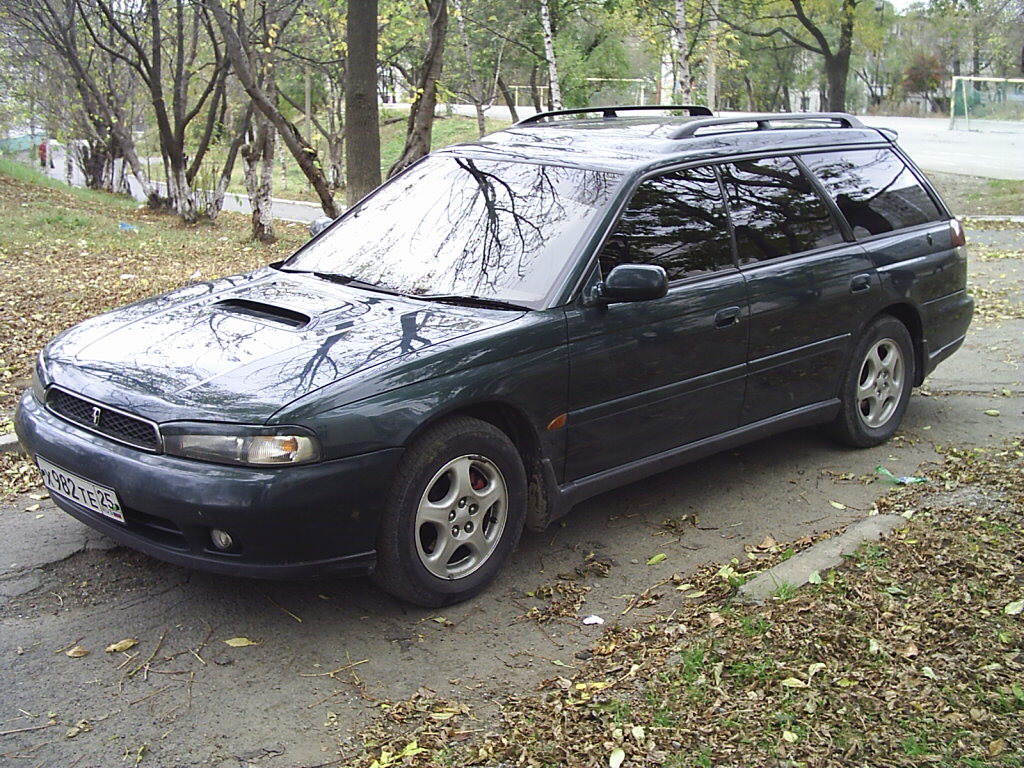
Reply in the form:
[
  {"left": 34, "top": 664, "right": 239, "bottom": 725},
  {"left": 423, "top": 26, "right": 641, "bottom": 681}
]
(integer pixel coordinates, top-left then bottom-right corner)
[{"left": 949, "top": 76, "right": 1024, "bottom": 131}]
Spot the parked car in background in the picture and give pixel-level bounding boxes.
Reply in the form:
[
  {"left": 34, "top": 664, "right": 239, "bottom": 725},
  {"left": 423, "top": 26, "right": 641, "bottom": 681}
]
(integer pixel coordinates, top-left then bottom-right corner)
[{"left": 17, "top": 108, "right": 972, "bottom": 606}]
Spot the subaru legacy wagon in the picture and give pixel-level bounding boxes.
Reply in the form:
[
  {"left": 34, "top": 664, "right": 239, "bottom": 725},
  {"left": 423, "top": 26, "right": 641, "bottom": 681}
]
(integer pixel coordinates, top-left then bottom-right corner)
[{"left": 16, "top": 108, "right": 973, "bottom": 606}]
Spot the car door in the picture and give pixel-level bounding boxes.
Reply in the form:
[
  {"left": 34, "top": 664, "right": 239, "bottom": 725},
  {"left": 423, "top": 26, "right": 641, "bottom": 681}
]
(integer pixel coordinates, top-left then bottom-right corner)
[
  {"left": 719, "top": 155, "right": 878, "bottom": 425},
  {"left": 563, "top": 166, "right": 749, "bottom": 481}
]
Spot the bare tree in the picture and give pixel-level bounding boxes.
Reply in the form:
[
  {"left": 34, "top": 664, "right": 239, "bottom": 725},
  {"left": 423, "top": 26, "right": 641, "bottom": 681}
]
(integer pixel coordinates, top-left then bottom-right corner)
[
  {"left": 388, "top": 0, "right": 449, "bottom": 179},
  {"left": 80, "top": 0, "right": 229, "bottom": 221},
  {"left": 719, "top": 0, "right": 862, "bottom": 111},
  {"left": 3, "top": 0, "right": 159, "bottom": 203},
  {"left": 207, "top": 0, "right": 340, "bottom": 217}
]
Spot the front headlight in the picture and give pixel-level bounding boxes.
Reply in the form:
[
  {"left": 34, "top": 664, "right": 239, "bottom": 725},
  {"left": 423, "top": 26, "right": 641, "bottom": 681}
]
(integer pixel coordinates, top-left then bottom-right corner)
[
  {"left": 32, "top": 352, "right": 48, "bottom": 404},
  {"left": 161, "top": 423, "right": 321, "bottom": 466}
]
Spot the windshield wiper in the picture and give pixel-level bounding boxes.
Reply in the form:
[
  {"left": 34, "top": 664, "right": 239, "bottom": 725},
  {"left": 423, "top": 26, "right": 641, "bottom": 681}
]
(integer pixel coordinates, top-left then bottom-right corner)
[
  {"left": 278, "top": 267, "right": 403, "bottom": 296},
  {"left": 415, "top": 294, "right": 530, "bottom": 311}
]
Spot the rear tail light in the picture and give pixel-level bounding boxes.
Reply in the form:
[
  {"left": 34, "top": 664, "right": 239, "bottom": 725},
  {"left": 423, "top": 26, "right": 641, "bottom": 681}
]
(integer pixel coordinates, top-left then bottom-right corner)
[{"left": 949, "top": 218, "right": 966, "bottom": 248}]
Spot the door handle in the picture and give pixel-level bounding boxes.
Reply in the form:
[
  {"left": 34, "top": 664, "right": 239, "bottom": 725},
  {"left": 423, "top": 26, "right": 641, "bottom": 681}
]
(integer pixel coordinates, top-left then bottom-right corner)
[
  {"left": 714, "top": 306, "right": 742, "bottom": 328},
  {"left": 850, "top": 274, "right": 872, "bottom": 293}
]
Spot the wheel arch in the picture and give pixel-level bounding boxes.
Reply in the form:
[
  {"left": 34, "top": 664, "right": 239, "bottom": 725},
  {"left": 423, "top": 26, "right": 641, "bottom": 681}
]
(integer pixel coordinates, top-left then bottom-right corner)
[
  {"left": 403, "top": 399, "right": 555, "bottom": 533},
  {"left": 874, "top": 303, "right": 925, "bottom": 386}
]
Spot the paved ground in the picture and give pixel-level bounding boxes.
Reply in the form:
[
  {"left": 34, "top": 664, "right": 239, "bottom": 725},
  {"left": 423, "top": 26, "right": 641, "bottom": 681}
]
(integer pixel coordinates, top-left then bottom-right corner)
[{"left": 1, "top": 224, "right": 1020, "bottom": 767}]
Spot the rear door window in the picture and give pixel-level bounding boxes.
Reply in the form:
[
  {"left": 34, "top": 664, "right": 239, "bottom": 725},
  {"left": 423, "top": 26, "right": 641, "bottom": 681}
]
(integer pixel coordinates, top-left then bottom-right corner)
[
  {"left": 720, "top": 156, "right": 844, "bottom": 263},
  {"left": 602, "top": 165, "right": 735, "bottom": 281},
  {"left": 801, "top": 148, "right": 944, "bottom": 237}
]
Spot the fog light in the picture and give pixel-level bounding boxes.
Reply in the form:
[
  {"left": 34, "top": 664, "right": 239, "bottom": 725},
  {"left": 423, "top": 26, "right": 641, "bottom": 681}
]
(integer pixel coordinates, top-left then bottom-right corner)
[{"left": 210, "top": 529, "right": 234, "bottom": 551}]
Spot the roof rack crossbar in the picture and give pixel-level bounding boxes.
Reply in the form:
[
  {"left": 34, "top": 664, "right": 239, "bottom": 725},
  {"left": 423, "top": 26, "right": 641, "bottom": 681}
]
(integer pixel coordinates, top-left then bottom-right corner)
[
  {"left": 515, "top": 104, "right": 714, "bottom": 126},
  {"left": 669, "top": 112, "right": 864, "bottom": 139}
]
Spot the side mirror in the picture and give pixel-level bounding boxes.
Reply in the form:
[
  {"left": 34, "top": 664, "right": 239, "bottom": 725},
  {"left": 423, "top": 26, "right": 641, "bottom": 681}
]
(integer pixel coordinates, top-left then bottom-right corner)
[
  {"left": 593, "top": 264, "right": 668, "bottom": 305},
  {"left": 309, "top": 216, "right": 335, "bottom": 238}
]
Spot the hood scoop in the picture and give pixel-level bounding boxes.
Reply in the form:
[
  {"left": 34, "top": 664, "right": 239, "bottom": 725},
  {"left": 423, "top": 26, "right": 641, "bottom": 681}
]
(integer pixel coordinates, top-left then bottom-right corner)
[{"left": 212, "top": 298, "right": 312, "bottom": 329}]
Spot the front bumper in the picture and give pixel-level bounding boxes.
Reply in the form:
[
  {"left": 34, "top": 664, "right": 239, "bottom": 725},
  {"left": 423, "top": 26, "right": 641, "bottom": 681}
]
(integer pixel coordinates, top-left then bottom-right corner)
[{"left": 15, "top": 390, "right": 403, "bottom": 579}]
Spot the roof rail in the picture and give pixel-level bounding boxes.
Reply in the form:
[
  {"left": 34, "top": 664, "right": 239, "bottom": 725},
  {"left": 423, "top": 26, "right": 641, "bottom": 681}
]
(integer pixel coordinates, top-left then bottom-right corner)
[
  {"left": 515, "top": 104, "right": 714, "bottom": 126},
  {"left": 669, "top": 112, "right": 864, "bottom": 139}
]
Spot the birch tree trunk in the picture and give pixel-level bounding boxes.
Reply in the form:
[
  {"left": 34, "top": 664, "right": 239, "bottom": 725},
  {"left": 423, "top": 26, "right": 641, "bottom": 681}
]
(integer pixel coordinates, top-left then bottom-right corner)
[
  {"left": 539, "top": 0, "right": 562, "bottom": 110},
  {"left": 452, "top": 0, "right": 486, "bottom": 137},
  {"left": 706, "top": 0, "right": 719, "bottom": 109},
  {"left": 673, "top": 0, "right": 691, "bottom": 102}
]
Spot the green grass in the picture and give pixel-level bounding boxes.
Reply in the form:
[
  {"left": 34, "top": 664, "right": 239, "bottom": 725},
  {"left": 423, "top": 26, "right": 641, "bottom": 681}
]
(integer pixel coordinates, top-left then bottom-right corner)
[{"left": 0, "top": 157, "right": 137, "bottom": 211}]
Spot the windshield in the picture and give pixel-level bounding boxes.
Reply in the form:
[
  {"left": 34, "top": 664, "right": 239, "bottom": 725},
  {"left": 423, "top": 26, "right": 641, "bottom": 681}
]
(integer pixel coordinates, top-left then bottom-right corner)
[{"left": 283, "top": 155, "right": 622, "bottom": 307}]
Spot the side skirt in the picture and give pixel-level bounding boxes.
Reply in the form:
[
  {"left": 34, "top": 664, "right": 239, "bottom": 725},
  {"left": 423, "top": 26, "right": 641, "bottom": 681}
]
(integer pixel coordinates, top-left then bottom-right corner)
[{"left": 538, "top": 399, "right": 841, "bottom": 526}]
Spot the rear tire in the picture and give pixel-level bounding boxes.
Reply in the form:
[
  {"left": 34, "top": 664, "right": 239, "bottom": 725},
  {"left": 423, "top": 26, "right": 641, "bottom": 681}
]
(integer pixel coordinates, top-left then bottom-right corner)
[
  {"left": 828, "top": 315, "right": 915, "bottom": 448},
  {"left": 372, "top": 416, "right": 526, "bottom": 607}
]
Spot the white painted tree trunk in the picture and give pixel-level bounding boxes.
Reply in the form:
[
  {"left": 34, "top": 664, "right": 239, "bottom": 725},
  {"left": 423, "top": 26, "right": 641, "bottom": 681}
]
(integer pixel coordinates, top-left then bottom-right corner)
[
  {"left": 168, "top": 165, "right": 198, "bottom": 223},
  {"left": 242, "top": 119, "right": 276, "bottom": 243},
  {"left": 539, "top": 0, "right": 562, "bottom": 110},
  {"left": 673, "top": 0, "right": 691, "bottom": 102}
]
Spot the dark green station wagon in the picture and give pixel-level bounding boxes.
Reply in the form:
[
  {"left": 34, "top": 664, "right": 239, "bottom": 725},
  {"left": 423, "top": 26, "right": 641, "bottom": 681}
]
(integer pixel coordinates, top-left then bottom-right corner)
[{"left": 16, "top": 108, "right": 973, "bottom": 606}]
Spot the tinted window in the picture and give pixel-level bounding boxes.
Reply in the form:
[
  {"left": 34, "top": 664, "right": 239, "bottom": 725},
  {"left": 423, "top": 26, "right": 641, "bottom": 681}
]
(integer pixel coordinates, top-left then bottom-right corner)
[
  {"left": 287, "top": 156, "right": 621, "bottom": 307},
  {"left": 721, "top": 156, "right": 843, "bottom": 263},
  {"left": 801, "top": 149, "right": 943, "bottom": 237},
  {"left": 603, "top": 166, "right": 734, "bottom": 281}
]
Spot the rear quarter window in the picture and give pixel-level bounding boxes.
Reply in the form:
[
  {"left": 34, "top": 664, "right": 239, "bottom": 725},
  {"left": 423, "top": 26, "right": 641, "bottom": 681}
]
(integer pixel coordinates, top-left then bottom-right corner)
[{"left": 801, "top": 148, "right": 944, "bottom": 237}]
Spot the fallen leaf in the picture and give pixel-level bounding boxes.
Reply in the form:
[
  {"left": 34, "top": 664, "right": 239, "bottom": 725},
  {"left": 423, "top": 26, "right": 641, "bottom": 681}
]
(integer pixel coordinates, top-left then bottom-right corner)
[
  {"left": 609, "top": 747, "right": 626, "bottom": 768},
  {"left": 758, "top": 534, "right": 779, "bottom": 549},
  {"left": 630, "top": 725, "right": 645, "bottom": 742},
  {"left": 65, "top": 720, "right": 91, "bottom": 738},
  {"left": 1004, "top": 599, "right": 1024, "bottom": 616},
  {"left": 65, "top": 646, "right": 89, "bottom": 658},
  {"left": 105, "top": 638, "right": 138, "bottom": 654},
  {"left": 594, "top": 639, "right": 617, "bottom": 656},
  {"left": 782, "top": 730, "right": 798, "bottom": 743},
  {"left": 829, "top": 500, "right": 847, "bottom": 510},
  {"left": 646, "top": 553, "right": 667, "bottom": 565},
  {"left": 984, "top": 409, "right": 1000, "bottom": 417},
  {"left": 707, "top": 612, "right": 725, "bottom": 629},
  {"left": 781, "top": 677, "right": 808, "bottom": 688},
  {"left": 223, "top": 637, "right": 259, "bottom": 648},
  {"left": 988, "top": 739, "right": 1006, "bottom": 757},
  {"left": 808, "top": 570, "right": 823, "bottom": 585}
]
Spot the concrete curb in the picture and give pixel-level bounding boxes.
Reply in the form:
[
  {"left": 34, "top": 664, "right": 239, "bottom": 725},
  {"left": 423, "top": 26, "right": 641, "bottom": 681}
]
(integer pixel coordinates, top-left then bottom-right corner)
[
  {"left": 736, "top": 514, "right": 907, "bottom": 603},
  {"left": 0, "top": 432, "right": 24, "bottom": 455}
]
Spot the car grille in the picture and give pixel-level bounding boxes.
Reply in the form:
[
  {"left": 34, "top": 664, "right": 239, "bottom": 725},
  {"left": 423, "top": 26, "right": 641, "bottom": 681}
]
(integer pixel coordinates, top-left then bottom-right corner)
[{"left": 46, "top": 387, "right": 161, "bottom": 452}]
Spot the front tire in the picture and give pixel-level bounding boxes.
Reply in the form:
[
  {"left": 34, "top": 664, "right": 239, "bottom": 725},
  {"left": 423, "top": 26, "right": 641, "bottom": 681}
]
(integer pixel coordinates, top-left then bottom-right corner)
[
  {"left": 829, "top": 315, "right": 915, "bottom": 448},
  {"left": 372, "top": 416, "right": 526, "bottom": 607}
]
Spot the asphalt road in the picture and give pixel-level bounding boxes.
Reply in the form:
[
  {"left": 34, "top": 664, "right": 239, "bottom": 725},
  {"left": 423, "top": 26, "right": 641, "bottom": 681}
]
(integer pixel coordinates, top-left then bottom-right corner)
[{"left": 1, "top": 226, "right": 1021, "bottom": 767}]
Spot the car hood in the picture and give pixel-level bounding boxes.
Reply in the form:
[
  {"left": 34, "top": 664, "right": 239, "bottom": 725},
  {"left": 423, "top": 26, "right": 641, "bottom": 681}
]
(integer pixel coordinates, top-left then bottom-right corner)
[{"left": 44, "top": 268, "right": 521, "bottom": 422}]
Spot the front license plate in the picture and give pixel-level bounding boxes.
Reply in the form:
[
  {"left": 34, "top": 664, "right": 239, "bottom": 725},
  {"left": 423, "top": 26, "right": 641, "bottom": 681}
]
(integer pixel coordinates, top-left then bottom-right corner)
[{"left": 37, "top": 457, "right": 125, "bottom": 524}]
